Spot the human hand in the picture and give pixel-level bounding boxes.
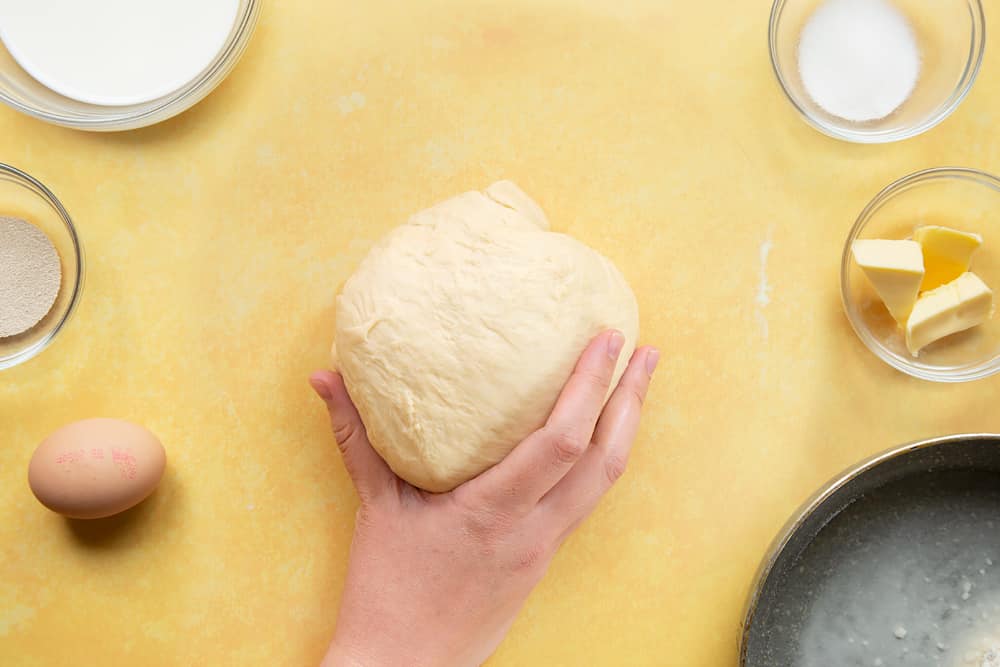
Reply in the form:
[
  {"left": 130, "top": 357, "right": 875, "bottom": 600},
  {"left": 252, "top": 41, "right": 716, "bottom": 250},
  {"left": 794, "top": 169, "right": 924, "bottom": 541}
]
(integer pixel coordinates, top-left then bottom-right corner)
[{"left": 309, "top": 330, "right": 659, "bottom": 667}]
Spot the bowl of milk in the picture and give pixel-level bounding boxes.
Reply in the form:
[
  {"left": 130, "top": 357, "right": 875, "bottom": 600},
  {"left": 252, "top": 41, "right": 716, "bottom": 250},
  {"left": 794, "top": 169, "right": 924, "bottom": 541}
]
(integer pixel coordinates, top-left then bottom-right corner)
[
  {"left": 769, "top": 0, "right": 985, "bottom": 143},
  {"left": 0, "top": 0, "right": 260, "bottom": 131},
  {"left": 741, "top": 434, "right": 1000, "bottom": 667}
]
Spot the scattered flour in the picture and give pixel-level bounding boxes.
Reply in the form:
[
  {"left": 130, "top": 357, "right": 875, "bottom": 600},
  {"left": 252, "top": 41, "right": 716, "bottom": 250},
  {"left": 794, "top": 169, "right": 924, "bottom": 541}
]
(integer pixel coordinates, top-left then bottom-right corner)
[
  {"left": 755, "top": 233, "right": 774, "bottom": 340},
  {"left": 337, "top": 91, "right": 367, "bottom": 115}
]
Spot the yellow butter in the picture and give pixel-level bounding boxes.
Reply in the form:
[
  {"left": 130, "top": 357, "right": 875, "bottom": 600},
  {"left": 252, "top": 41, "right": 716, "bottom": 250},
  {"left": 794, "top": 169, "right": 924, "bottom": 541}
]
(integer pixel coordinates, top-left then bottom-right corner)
[
  {"left": 852, "top": 239, "right": 925, "bottom": 325},
  {"left": 905, "top": 272, "right": 994, "bottom": 356},
  {"left": 913, "top": 225, "right": 983, "bottom": 291}
]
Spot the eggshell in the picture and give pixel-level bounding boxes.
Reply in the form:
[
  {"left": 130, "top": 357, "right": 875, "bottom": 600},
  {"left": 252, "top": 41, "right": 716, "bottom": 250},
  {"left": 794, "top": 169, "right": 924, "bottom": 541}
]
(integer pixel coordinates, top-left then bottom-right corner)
[{"left": 28, "top": 418, "right": 166, "bottom": 519}]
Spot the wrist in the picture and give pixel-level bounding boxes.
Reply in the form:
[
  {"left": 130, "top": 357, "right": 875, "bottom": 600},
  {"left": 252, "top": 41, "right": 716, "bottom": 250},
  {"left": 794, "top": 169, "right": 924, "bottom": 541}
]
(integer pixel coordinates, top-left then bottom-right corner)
[
  {"left": 320, "top": 640, "right": 367, "bottom": 667},
  {"left": 322, "top": 634, "right": 428, "bottom": 667}
]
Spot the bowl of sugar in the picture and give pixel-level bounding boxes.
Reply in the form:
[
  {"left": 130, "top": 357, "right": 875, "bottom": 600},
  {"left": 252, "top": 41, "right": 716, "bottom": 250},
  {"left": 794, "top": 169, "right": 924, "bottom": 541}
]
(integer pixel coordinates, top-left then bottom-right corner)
[
  {"left": 0, "top": 0, "right": 260, "bottom": 131},
  {"left": 769, "top": 0, "right": 985, "bottom": 143},
  {"left": 0, "top": 163, "right": 83, "bottom": 370}
]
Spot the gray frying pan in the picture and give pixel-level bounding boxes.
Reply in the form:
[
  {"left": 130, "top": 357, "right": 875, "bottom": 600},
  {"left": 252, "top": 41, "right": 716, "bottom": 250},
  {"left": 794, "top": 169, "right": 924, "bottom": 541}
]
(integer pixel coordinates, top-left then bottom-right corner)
[{"left": 741, "top": 434, "right": 1000, "bottom": 667}]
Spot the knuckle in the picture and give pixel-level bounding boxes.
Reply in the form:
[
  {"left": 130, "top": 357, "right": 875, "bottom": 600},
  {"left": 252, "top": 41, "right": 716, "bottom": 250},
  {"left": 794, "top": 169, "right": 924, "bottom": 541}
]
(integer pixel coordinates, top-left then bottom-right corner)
[
  {"left": 627, "top": 383, "right": 647, "bottom": 407},
  {"left": 354, "top": 502, "right": 383, "bottom": 530},
  {"left": 357, "top": 477, "right": 400, "bottom": 513},
  {"left": 512, "top": 541, "right": 549, "bottom": 573},
  {"left": 462, "top": 506, "right": 514, "bottom": 541},
  {"left": 577, "top": 368, "right": 611, "bottom": 394},
  {"left": 549, "top": 430, "right": 586, "bottom": 465},
  {"left": 332, "top": 418, "right": 360, "bottom": 448},
  {"left": 604, "top": 454, "right": 628, "bottom": 485},
  {"left": 473, "top": 484, "right": 535, "bottom": 522}
]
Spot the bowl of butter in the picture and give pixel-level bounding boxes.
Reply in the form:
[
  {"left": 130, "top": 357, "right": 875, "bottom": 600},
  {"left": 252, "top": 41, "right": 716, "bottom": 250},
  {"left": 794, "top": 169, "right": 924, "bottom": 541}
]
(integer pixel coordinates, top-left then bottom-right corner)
[{"left": 842, "top": 168, "right": 1000, "bottom": 382}]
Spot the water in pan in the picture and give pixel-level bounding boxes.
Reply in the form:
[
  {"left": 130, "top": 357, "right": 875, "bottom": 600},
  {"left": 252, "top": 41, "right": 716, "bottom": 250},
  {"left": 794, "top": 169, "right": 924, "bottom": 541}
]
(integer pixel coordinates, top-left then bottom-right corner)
[{"left": 760, "top": 470, "right": 1000, "bottom": 667}]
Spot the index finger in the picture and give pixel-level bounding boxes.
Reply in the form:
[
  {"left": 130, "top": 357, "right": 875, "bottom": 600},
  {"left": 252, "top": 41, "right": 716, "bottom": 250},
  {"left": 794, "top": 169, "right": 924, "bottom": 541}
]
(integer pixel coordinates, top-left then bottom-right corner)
[
  {"left": 546, "top": 329, "right": 626, "bottom": 443},
  {"left": 466, "top": 329, "right": 625, "bottom": 510}
]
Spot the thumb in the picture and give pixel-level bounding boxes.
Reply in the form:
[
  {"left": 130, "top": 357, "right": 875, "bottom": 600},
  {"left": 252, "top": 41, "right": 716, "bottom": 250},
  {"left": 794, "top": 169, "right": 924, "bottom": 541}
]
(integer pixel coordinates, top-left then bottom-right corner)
[{"left": 309, "top": 370, "right": 395, "bottom": 500}]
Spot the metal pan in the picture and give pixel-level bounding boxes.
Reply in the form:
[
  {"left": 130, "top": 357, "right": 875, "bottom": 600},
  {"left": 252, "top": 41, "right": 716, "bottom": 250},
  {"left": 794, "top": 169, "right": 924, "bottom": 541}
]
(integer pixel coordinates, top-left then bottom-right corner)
[{"left": 741, "top": 434, "right": 1000, "bottom": 667}]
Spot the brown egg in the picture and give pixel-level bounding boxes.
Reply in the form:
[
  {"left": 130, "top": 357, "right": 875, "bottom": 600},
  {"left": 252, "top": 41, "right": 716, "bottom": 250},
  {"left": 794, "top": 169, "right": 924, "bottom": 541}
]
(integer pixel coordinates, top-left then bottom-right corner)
[{"left": 28, "top": 418, "right": 166, "bottom": 519}]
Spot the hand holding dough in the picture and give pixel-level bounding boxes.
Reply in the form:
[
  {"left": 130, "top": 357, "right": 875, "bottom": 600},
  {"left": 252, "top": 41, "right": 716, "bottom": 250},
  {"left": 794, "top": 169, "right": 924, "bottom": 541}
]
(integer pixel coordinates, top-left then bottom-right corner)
[{"left": 333, "top": 182, "right": 639, "bottom": 492}]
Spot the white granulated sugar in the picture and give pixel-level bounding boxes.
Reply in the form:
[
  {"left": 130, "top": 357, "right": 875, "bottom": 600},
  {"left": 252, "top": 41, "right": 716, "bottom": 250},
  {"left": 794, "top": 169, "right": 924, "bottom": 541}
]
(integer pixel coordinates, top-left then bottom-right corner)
[
  {"left": 797, "top": 0, "right": 921, "bottom": 122},
  {"left": 0, "top": 216, "right": 61, "bottom": 337}
]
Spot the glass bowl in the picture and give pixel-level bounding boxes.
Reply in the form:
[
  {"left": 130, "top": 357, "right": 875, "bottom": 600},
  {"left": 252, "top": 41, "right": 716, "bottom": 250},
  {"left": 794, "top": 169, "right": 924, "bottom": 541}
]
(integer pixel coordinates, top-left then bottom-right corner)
[
  {"left": 0, "top": 0, "right": 260, "bottom": 131},
  {"left": 842, "top": 168, "right": 1000, "bottom": 382},
  {"left": 0, "top": 163, "right": 83, "bottom": 370},
  {"left": 769, "top": 0, "right": 985, "bottom": 143}
]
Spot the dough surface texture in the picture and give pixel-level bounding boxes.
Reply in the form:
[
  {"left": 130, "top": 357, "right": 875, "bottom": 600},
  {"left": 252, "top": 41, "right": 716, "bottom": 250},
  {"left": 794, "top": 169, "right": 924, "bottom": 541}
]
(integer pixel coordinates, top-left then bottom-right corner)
[{"left": 334, "top": 181, "right": 639, "bottom": 492}]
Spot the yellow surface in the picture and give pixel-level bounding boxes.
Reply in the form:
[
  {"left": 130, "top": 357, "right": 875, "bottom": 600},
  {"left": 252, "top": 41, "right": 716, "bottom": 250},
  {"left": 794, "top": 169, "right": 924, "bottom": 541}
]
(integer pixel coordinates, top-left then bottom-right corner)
[{"left": 2, "top": 2, "right": 1000, "bottom": 665}]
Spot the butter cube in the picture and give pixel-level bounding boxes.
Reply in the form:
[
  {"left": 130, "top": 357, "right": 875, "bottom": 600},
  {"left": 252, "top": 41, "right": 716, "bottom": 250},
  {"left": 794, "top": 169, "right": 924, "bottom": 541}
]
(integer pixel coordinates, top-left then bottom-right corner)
[
  {"left": 913, "top": 225, "right": 983, "bottom": 291},
  {"left": 852, "top": 239, "right": 925, "bottom": 325},
  {"left": 906, "top": 272, "right": 994, "bottom": 356}
]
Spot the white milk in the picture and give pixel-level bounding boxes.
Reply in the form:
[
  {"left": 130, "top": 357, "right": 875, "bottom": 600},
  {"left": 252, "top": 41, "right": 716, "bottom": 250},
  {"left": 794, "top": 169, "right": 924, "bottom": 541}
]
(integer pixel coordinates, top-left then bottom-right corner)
[{"left": 0, "top": 0, "right": 240, "bottom": 106}]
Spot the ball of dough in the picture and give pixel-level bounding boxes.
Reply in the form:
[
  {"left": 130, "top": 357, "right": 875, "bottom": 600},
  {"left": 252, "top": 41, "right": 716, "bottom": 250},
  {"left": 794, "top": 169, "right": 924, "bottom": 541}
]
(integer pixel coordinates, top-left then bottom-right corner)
[{"left": 334, "top": 181, "right": 639, "bottom": 492}]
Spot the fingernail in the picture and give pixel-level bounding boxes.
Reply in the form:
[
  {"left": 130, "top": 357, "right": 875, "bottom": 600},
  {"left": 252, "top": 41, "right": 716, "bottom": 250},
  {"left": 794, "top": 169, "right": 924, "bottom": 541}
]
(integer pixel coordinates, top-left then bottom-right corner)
[
  {"left": 309, "top": 376, "right": 332, "bottom": 401},
  {"left": 607, "top": 330, "right": 625, "bottom": 360},
  {"left": 646, "top": 348, "right": 660, "bottom": 377}
]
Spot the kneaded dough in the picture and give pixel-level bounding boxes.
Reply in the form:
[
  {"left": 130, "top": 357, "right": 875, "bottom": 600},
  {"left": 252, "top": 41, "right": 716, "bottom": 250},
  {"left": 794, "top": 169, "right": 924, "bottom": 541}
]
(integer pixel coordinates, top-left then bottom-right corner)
[{"left": 334, "top": 181, "right": 639, "bottom": 492}]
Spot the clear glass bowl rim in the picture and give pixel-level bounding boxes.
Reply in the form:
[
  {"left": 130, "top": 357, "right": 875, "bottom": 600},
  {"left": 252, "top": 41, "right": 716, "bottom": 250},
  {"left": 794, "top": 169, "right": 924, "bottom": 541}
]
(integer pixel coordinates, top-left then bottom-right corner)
[
  {"left": 0, "top": 162, "right": 84, "bottom": 370},
  {"left": 768, "top": 0, "right": 987, "bottom": 144},
  {"left": 0, "top": 0, "right": 261, "bottom": 131}
]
